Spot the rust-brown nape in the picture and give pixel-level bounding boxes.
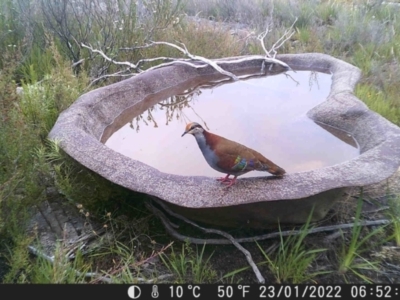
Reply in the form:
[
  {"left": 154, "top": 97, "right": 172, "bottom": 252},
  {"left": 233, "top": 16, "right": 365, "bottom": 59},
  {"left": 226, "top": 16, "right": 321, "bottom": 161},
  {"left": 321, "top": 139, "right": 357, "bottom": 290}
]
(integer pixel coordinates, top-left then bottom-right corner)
[{"left": 202, "top": 130, "right": 222, "bottom": 150}]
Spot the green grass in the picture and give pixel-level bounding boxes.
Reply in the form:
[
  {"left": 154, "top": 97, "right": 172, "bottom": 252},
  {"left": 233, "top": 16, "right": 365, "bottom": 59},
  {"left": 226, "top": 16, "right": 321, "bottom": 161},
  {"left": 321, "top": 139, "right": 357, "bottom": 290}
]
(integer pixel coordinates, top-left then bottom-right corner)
[
  {"left": 338, "top": 192, "right": 388, "bottom": 283},
  {"left": 224, "top": 210, "right": 329, "bottom": 284},
  {"left": 355, "top": 84, "right": 400, "bottom": 125},
  {"left": 30, "top": 244, "right": 90, "bottom": 284},
  {"left": 256, "top": 218, "right": 329, "bottom": 284},
  {"left": 386, "top": 195, "right": 400, "bottom": 247},
  {"left": 160, "top": 242, "right": 217, "bottom": 283}
]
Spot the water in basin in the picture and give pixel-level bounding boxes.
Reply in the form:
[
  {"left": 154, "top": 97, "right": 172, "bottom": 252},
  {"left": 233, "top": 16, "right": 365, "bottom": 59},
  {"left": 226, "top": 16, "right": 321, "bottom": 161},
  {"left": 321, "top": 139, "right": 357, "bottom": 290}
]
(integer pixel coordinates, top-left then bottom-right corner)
[{"left": 103, "top": 71, "right": 359, "bottom": 177}]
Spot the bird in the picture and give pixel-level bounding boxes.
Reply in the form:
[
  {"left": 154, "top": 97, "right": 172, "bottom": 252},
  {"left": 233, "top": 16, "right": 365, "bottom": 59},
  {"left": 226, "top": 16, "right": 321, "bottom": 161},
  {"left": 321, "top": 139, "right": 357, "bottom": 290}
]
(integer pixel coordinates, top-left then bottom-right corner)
[{"left": 181, "top": 122, "right": 286, "bottom": 187}]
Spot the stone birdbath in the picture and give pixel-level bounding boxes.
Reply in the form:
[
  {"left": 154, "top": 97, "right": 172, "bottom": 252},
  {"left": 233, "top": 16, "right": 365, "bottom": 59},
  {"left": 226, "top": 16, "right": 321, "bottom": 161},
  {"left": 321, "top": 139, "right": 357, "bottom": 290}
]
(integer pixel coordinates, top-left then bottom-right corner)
[{"left": 48, "top": 53, "right": 400, "bottom": 229}]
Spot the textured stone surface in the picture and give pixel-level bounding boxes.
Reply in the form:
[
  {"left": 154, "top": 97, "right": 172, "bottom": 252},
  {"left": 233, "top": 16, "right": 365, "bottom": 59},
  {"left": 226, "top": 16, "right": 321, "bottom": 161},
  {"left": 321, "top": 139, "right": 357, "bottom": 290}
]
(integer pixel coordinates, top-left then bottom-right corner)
[{"left": 48, "top": 54, "right": 400, "bottom": 228}]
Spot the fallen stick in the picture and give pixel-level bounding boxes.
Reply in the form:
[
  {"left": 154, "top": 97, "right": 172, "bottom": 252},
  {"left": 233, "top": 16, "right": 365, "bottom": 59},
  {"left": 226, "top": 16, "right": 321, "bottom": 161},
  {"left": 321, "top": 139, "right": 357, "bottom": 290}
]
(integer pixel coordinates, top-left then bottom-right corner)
[
  {"left": 148, "top": 197, "right": 390, "bottom": 245},
  {"left": 146, "top": 196, "right": 391, "bottom": 283},
  {"left": 147, "top": 197, "right": 266, "bottom": 284}
]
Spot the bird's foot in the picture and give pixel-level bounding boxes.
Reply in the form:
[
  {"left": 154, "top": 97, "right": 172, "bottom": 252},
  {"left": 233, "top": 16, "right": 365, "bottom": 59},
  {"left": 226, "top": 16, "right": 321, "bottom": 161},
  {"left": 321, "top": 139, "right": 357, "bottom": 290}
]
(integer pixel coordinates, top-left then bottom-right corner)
[
  {"left": 216, "top": 175, "right": 237, "bottom": 187},
  {"left": 221, "top": 177, "right": 237, "bottom": 188},
  {"left": 216, "top": 175, "right": 231, "bottom": 183}
]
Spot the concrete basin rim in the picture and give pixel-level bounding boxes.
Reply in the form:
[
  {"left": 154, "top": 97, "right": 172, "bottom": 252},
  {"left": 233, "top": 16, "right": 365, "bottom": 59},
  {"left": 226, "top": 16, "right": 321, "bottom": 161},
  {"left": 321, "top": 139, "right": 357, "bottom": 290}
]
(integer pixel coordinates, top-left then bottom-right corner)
[{"left": 48, "top": 52, "right": 400, "bottom": 208}]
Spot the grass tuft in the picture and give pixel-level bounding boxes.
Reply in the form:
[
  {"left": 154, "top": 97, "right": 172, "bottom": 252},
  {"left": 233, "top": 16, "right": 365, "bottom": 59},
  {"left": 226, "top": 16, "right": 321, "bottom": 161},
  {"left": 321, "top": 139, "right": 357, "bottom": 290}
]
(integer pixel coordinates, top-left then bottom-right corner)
[
  {"left": 160, "top": 241, "right": 217, "bottom": 283},
  {"left": 386, "top": 195, "right": 400, "bottom": 247},
  {"left": 257, "top": 210, "right": 329, "bottom": 284},
  {"left": 338, "top": 191, "right": 388, "bottom": 283}
]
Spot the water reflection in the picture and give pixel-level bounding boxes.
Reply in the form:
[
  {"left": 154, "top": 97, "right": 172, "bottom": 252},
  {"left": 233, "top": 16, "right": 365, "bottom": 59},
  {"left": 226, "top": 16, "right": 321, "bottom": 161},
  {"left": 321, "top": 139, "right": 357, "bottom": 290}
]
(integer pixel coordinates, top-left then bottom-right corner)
[
  {"left": 129, "top": 87, "right": 204, "bottom": 133},
  {"left": 125, "top": 71, "right": 325, "bottom": 134},
  {"left": 104, "top": 71, "right": 359, "bottom": 177}
]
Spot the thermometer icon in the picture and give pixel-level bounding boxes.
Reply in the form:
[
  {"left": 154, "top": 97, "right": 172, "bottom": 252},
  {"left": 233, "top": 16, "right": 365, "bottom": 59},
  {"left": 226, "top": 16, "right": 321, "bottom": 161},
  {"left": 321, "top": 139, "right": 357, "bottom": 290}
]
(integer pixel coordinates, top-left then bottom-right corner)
[{"left": 151, "top": 285, "right": 159, "bottom": 298}]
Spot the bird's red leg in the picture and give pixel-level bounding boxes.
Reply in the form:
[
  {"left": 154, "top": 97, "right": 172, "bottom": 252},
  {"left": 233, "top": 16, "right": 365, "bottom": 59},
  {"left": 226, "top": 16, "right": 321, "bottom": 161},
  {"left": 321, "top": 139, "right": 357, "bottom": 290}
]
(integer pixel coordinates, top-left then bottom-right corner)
[
  {"left": 216, "top": 174, "right": 231, "bottom": 183},
  {"left": 222, "top": 176, "right": 237, "bottom": 187}
]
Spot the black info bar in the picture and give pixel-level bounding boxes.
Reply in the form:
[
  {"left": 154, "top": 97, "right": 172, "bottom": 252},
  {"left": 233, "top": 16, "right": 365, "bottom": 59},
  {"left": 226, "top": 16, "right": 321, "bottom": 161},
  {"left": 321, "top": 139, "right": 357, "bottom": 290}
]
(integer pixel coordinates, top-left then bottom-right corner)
[{"left": 1, "top": 284, "right": 399, "bottom": 299}]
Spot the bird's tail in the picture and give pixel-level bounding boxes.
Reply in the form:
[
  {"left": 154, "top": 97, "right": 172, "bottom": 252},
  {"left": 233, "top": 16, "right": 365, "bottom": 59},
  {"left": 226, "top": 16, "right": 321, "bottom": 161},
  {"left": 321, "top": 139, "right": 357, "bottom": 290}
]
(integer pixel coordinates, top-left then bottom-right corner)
[
  {"left": 270, "top": 165, "right": 286, "bottom": 176},
  {"left": 261, "top": 163, "right": 286, "bottom": 176}
]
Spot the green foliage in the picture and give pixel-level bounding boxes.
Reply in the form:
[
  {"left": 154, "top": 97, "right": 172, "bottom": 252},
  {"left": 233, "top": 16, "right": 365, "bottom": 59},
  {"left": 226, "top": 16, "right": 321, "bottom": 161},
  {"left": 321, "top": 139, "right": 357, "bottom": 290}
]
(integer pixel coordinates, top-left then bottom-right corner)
[
  {"left": 257, "top": 211, "right": 328, "bottom": 284},
  {"left": 0, "top": 49, "right": 49, "bottom": 242},
  {"left": 338, "top": 192, "right": 388, "bottom": 283},
  {"left": 15, "top": 41, "right": 88, "bottom": 139},
  {"left": 223, "top": 211, "right": 329, "bottom": 284},
  {"left": 386, "top": 195, "right": 400, "bottom": 247},
  {"left": 30, "top": 244, "right": 90, "bottom": 283},
  {"left": 97, "top": 242, "right": 143, "bottom": 283},
  {"left": 4, "top": 239, "right": 90, "bottom": 283},
  {"left": 160, "top": 242, "right": 217, "bottom": 283},
  {"left": 0, "top": 52, "right": 20, "bottom": 180},
  {"left": 315, "top": 1, "right": 339, "bottom": 25},
  {"left": 2, "top": 234, "right": 34, "bottom": 283},
  {"left": 0, "top": 42, "right": 91, "bottom": 282},
  {"left": 0, "top": 0, "right": 26, "bottom": 66},
  {"left": 17, "top": 46, "right": 55, "bottom": 84},
  {"left": 38, "top": 140, "right": 133, "bottom": 215},
  {"left": 355, "top": 84, "right": 400, "bottom": 126}
]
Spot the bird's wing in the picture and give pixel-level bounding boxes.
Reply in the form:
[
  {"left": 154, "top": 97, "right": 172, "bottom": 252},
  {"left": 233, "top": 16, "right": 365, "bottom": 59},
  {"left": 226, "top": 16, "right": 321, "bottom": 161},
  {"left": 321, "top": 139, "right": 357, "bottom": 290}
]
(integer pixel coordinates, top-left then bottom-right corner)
[
  {"left": 213, "top": 140, "right": 262, "bottom": 172},
  {"left": 214, "top": 138, "right": 285, "bottom": 175}
]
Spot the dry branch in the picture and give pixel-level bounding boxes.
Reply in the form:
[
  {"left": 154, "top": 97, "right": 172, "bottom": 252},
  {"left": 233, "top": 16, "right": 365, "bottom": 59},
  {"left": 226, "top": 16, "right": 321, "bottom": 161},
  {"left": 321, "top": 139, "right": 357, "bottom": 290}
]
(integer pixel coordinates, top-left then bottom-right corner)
[
  {"left": 82, "top": 26, "right": 294, "bottom": 86},
  {"left": 147, "top": 197, "right": 266, "bottom": 284},
  {"left": 146, "top": 196, "right": 391, "bottom": 283},
  {"left": 89, "top": 241, "right": 174, "bottom": 284},
  {"left": 27, "top": 245, "right": 110, "bottom": 282},
  {"left": 149, "top": 203, "right": 391, "bottom": 245},
  {"left": 131, "top": 41, "right": 292, "bottom": 73},
  {"left": 139, "top": 41, "right": 240, "bottom": 80},
  {"left": 258, "top": 17, "right": 297, "bottom": 60},
  {"left": 81, "top": 43, "right": 138, "bottom": 69}
]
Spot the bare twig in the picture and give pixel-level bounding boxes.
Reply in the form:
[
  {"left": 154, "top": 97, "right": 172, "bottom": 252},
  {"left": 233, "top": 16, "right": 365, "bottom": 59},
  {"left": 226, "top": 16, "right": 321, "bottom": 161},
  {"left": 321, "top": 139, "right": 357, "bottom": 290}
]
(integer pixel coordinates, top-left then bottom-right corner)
[
  {"left": 147, "top": 197, "right": 265, "bottom": 284},
  {"left": 82, "top": 43, "right": 212, "bottom": 83},
  {"left": 81, "top": 43, "right": 138, "bottom": 69},
  {"left": 147, "top": 198, "right": 391, "bottom": 245},
  {"left": 89, "top": 241, "right": 174, "bottom": 284},
  {"left": 71, "top": 58, "right": 85, "bottom": 68},
  {"left": 134, "top": 56, "right": 180, "bottom": 67},
  {"left": 134, "top": 41, "right": 292, "bottom": 75},
  {"left": 323, "top": 231, "right": 342, "bottom": 242},
  {"left": 136, "top": 274, "right": 174, "bottom": 283},
  {"left": 147, "top": 196, "right": 391, "bottom": 283},
  {"left": 284, "top": 72, "right": 300, "bottom": 85},
  {"left": 28, "top": 245, "right": 111, "bottom": 282},
  {"left": 136, "top": 242, "right": 174, "bottom": 268},
  {"left": 258, "top": 27, "right": 271, "bottom": 57},
  {"left": 28, "top": 245, "right": 55, "bottom": 263},
  {"left": 61, "top": 225, "right": 107, "bottom": 259},
  {"left": 141, "top": 41, "right": 240, "bottom": 81},
  {"left": 269, "top": 17, "right": 298, "bottom": 58},
  {"left": 256, "top": 15, "right": 297, "bottom": 73},
  {"left": 145, "top": 201, "right": 215, "bottom": 244},
  {"left": 258, "top": 17, "right": 297, "bottom": 59},
  {"left": 84, "top": 38, "right": 292, "bottom": 87},
  {"left": 86, "top": 40, "right": 236, "bottom": 78},
  {"left": 363, "top": 206, "right": 390, "bottom": 214}
]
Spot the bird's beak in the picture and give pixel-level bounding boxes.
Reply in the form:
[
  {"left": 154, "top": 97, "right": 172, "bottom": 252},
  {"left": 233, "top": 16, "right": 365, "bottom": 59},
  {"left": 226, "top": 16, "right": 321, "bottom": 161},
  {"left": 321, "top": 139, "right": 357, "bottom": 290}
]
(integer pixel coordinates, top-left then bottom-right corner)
[{"left": 181, "top": 131, "right": 188, "bottom": 137}]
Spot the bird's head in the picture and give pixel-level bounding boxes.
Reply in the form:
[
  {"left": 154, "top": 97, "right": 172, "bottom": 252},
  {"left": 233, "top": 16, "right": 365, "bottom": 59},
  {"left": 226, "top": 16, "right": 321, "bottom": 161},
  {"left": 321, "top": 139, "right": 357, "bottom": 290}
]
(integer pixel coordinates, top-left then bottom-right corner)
[{"left": 181, "top": 122, "right": 204, "bottom": 137}]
